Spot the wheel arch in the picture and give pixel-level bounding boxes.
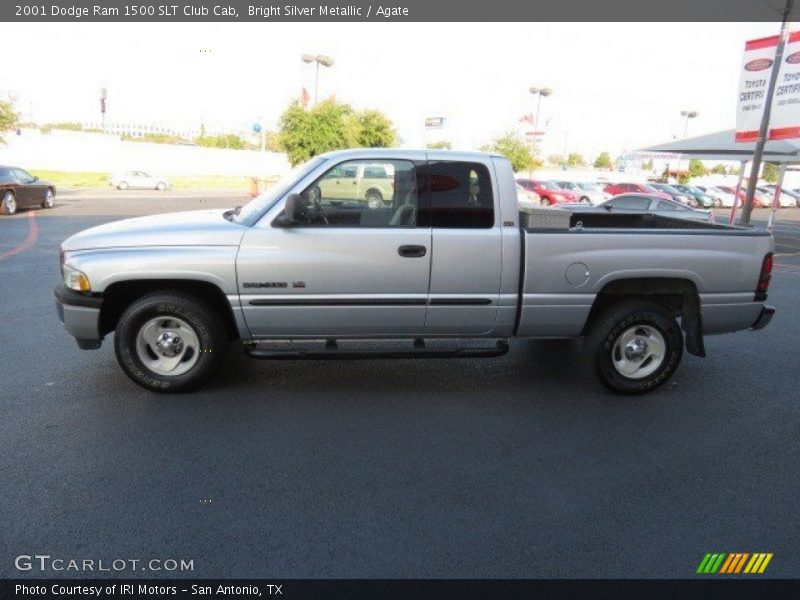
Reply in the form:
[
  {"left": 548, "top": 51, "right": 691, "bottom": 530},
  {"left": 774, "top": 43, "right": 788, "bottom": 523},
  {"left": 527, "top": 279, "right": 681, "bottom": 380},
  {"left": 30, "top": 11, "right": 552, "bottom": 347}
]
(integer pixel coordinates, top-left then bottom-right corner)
[
  {"left": 582, "top": 276, "right": 704, "bottom": 357},
  {"left": 99, "top": 279, "right": 240, "bottom": 341}
]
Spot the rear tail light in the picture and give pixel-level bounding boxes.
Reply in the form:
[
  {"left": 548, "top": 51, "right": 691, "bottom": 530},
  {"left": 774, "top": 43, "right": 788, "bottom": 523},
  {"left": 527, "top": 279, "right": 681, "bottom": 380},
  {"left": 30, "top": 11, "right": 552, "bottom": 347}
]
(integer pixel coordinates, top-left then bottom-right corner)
[{"left": 755, "top": 252, "right": 773, "bottom": 301}]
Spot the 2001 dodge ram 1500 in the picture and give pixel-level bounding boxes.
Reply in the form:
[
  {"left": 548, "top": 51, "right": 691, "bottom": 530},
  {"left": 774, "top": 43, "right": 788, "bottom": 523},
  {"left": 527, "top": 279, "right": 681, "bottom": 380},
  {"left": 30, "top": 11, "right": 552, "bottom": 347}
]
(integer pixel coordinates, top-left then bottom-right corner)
[{"left": 54, "top": 149, "right": 775, "bottom": 394}]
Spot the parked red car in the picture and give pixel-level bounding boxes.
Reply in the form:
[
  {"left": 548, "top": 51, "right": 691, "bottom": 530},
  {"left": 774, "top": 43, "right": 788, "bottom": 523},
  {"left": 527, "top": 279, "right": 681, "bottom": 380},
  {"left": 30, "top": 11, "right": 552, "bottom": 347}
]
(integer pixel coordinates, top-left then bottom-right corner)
[
  {"left": 516, "top": 179, "right": 578, "bottom": 205},
  {"left": 603, "top": 182, "right": 670, "bottom": 199}
]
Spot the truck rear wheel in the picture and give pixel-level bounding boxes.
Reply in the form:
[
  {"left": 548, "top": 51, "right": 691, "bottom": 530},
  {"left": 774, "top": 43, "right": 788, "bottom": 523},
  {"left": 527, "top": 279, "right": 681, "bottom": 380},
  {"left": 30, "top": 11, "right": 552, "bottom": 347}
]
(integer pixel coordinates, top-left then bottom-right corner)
[
  {"left": 586, "top": 300, "right": 683, "bottom": 395},
  {"left": 114, "top": 291, "right": 226, "bottom": 392}
]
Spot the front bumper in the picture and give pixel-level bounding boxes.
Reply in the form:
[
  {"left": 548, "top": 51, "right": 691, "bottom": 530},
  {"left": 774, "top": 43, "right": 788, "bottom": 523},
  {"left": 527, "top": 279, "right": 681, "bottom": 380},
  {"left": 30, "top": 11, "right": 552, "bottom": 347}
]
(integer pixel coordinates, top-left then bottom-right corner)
[
  {"left": 751, "top": 305, "right": 775, "bottom": 331},
  {"left": 54, "top": 285, "right": 104, "bottom": 349}
]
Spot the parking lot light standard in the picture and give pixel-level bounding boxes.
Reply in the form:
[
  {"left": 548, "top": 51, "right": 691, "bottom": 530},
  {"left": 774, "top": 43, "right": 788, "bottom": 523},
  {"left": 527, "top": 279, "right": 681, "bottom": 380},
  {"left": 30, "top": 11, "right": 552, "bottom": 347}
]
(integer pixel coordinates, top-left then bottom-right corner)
[
  {"left": 528, "top": 86, "right": 553, "bottom": 157},
  {"left": 301, "top": 54, "right": 334, "bottom": 106}
]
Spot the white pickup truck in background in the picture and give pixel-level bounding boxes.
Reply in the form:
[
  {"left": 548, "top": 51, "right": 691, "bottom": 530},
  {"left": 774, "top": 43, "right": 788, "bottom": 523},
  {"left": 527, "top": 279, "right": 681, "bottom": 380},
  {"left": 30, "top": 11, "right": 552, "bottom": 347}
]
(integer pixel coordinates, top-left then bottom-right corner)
[{"left": 55, "top": 149, "right": 775, "bottom": 394}]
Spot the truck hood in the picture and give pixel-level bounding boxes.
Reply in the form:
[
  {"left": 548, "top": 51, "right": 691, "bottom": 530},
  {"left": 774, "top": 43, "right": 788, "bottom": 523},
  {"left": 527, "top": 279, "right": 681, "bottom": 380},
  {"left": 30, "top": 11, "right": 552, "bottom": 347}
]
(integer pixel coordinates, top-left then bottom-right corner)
[{"left": 62, "top": 209, "right": 248, "bottom": 251}]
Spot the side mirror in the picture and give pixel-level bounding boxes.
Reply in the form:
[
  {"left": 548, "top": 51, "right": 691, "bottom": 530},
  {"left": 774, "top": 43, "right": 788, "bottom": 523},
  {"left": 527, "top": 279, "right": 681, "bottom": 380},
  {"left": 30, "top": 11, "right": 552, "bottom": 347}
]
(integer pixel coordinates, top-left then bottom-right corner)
[{"left": 274, "top": 193, "right": 303, "bottom": 227}]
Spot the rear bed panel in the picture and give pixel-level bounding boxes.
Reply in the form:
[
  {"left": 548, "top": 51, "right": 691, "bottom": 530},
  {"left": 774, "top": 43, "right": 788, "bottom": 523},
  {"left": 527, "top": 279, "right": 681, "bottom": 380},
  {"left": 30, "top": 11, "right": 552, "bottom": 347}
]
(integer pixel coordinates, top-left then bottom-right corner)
[{"left": 517, "top": 228, "right": 774, "bottom": 338}]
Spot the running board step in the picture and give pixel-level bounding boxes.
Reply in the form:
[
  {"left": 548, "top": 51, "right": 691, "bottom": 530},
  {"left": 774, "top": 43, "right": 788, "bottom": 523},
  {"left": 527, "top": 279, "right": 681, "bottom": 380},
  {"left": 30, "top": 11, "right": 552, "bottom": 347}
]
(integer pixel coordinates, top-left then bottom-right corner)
[{"left": 244, "top": 340, "right": 509, "bottom": 360}]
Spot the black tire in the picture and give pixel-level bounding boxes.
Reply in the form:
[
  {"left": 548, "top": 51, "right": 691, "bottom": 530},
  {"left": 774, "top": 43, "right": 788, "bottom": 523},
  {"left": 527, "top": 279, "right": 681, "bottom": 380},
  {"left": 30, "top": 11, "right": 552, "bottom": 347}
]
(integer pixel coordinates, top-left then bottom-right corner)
[
  {"left": 366, "top": 190, "right": 383, "bottom": 209},
  {"left": 156, "top": 182, "right": 167, "bottom": 191},
  {"left": 117, "top": 181, "right": 129, "bottom": 190},
  {"left": 2, "top": 191, "right": 17, "bottom": 215},
  {"left": 41, "top": 187, "right": 55, "bottom": 209},
  {"left": 114, "top": 291, "right": 226, "bottom": 392},
  {"left": 585, "top": 300, "right": 683, "bottom": 395}
]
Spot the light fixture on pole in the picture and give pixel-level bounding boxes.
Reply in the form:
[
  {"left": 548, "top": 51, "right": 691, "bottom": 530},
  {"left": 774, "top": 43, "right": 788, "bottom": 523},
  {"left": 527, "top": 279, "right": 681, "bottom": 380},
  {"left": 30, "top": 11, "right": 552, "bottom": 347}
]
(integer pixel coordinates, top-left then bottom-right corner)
[
  {"left": 680, "top": 110, "right": 698, "bottom": 137},
  {"left": 301, "top": 54, "right": 334, "bottom": 106},
  {"left": 529, "top": 86, "right": 553, "bottom": 155}
]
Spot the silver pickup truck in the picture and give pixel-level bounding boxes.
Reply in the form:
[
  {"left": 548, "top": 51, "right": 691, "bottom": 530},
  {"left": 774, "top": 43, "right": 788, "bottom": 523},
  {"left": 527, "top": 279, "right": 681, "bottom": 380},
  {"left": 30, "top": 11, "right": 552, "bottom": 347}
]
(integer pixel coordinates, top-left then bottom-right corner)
[{"left": 54, "top": 149, "right": 775, "bottom": 394}]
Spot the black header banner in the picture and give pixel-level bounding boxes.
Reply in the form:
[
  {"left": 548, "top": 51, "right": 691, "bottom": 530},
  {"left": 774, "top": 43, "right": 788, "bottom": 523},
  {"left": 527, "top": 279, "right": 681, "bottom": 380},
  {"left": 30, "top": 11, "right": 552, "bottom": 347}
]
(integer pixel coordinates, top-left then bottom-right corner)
[{"left": 3, "top": 0, "right": 800, "bottom": 22}]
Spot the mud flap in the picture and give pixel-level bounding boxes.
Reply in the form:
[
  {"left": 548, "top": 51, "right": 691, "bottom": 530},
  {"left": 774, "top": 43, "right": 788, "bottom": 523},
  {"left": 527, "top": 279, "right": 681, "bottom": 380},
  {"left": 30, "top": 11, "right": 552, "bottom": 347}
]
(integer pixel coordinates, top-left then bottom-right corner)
[{"left": 682, "top": 291, "right": 706, "bottom": 357}]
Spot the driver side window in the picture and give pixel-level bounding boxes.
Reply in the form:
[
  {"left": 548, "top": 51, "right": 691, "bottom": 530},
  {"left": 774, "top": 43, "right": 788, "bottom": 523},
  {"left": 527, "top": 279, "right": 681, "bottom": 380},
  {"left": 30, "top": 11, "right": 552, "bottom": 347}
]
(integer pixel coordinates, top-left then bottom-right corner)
[{"left": 297, "top": 159, "right": 419, "bottom": 228}]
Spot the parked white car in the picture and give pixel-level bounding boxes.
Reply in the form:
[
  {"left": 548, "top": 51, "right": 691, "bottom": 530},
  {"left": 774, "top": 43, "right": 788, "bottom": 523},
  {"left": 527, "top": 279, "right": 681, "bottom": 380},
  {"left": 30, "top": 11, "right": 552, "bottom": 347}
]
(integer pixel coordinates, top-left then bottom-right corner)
[
  {"left": 516, "top": 183, "right": 541, "bottom": 206},
  {"left": 554, "top": 181, "right": 611, "bottom": 205},
  {"left": 698, "top": 186, "right": 738, "bottom": 208},
  {"left": 756, "top": 186, "right": 796, "bottom": 208},
  {"left": 110, "top": 171, "right": 171, "bottom": 191}
]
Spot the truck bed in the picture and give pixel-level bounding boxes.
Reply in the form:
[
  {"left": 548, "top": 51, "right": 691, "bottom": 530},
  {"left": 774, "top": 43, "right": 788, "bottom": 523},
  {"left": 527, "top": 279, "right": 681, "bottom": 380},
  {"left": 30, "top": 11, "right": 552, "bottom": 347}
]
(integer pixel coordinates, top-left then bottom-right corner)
[{"left": 516, "top": 211, "right": 773, "bottom": 338}]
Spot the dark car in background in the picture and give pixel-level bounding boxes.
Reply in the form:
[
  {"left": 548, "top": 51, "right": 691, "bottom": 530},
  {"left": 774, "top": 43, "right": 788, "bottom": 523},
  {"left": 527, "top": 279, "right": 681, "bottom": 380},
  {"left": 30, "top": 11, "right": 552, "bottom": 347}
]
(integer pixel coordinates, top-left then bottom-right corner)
[
  {"left": 0, "top": 166, "right": 56, "bottom": 215},
  {"left": 558, "top": 193, "right": 714, "bottom": 223},
  {"left": 671, "top": 184, "right": 716, "bottom": 208}
]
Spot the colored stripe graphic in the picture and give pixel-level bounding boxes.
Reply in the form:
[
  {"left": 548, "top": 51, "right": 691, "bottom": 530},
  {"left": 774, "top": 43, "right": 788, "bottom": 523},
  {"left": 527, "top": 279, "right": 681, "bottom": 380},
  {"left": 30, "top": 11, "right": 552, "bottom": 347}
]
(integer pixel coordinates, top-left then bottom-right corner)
[
  {"left": 697, "top": 553, "right": 727, "bottom": 573},
  {"left": 699, "top": 552, "right": 773, "bottom": 574}
]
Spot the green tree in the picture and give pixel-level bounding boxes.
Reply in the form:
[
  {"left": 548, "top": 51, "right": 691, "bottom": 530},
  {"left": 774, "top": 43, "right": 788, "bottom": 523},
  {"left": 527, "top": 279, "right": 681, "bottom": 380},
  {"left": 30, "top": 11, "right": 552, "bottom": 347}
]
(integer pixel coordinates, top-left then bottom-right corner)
[
  {"left": 688, "top": 159, "right": 706, "bottom": 178},
  {"left": 0, "top": 101, "right": 18, "bottom": 143},
  {"left": 594, "top": 151, "right": 613, "bottom": 169},
  {"left": 711, "top": 164, "right": 727, "bottom": 175},
  {"left": 482, "top": 132, "right": 535, "bottom": 172},
  {"left": 354, "top": 109, "right": 396, "bottom": 148},
  {"left": 567, "top": 152, "right": 586, "bottom": 166},
  {"left": 276, "top": 99, "right": 395, "bottom": 166},
  {"left": 547, "top": 154, "right": 566, "bottom": 166},
  {"left": 641, "top": 159, "right": 654, "bottom": 171},
  {"left": 426, "top": 140, "right": 452, "bottom": 150},
  {"left": 762, "top": 162, "right": 779, "bottom": 183}
]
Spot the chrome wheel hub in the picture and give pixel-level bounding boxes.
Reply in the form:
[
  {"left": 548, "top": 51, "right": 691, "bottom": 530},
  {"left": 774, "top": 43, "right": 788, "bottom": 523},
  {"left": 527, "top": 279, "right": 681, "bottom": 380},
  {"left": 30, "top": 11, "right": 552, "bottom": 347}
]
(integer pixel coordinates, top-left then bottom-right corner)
[
  {"left": 136, "top": 317, "right": 200, "bottom": 376},
  {"left": 612, "top": 325, "right": 666, "bottom": 380}
]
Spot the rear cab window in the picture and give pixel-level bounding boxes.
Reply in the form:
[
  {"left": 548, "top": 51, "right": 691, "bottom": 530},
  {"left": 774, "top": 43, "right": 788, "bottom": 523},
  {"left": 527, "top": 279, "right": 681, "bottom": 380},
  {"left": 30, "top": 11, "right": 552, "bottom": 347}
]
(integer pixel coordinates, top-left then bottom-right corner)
[{"left": 418, "top": 161, "right": 495, "bottom": 228}]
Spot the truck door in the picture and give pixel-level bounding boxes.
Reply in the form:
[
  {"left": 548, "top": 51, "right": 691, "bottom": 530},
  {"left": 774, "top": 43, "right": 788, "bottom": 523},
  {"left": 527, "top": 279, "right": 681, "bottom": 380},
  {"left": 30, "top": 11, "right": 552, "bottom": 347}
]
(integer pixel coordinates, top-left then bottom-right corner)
[
  {"left": 237, "top": 157, "right": 432, "bottom": 338},
  {"left": 421, "top": 158, "right": 502, "bottom": 335}
]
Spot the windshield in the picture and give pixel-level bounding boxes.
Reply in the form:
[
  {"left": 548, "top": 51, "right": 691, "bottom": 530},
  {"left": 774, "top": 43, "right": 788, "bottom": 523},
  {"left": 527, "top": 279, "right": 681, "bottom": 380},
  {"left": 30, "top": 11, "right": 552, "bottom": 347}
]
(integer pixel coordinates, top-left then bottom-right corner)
[
  {"left": 231, "top": 156, "right": 328, "bottom": 225},
  {"left": 537, "top": 181, "right": 560, "bottom": 190}
]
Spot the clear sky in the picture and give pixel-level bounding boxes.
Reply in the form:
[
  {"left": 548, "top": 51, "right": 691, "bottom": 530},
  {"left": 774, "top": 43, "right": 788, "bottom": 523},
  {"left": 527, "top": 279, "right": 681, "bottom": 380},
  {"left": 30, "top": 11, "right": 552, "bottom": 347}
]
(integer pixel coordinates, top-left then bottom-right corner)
[{"left": 2, "top": 21, "right": 783, "bottom": 160}]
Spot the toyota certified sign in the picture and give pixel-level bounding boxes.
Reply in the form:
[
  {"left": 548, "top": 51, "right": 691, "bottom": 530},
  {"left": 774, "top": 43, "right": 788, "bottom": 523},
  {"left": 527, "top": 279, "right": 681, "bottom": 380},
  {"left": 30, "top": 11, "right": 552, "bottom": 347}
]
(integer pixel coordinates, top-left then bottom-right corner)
[{"left": 736, "top": 31, "right": 800, "bottom": 142}]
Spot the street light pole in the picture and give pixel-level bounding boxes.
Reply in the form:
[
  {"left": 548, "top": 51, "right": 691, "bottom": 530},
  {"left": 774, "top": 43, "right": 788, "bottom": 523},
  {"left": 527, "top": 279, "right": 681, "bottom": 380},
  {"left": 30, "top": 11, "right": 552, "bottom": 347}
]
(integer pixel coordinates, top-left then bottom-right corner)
[
  {"left": 528, "top": 86, "right": 553, "bottom": 158},
  {"left": 302, "top": 54, "right": 334, "bottom": 106},
  {"left": 680, "top": 110, "right": 698, "bottom": 137}
]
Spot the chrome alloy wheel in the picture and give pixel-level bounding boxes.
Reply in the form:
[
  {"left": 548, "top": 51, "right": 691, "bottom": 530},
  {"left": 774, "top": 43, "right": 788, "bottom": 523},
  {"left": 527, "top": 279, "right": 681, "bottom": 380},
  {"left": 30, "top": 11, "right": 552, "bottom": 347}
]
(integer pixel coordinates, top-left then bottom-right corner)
[
  {"left": 135, "top": 317, "right": 201, "bottom": 376},
  {"left": 611, "top": 325, "right": 666, "bottom": 379}
]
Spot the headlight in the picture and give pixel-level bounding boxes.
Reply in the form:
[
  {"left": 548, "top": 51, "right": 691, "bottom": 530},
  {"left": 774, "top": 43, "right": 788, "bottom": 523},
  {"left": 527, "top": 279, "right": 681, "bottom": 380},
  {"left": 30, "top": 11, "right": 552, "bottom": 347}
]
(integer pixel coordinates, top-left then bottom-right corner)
[{"left": 63, "top": 264, "right": 91, "bottom": 292}]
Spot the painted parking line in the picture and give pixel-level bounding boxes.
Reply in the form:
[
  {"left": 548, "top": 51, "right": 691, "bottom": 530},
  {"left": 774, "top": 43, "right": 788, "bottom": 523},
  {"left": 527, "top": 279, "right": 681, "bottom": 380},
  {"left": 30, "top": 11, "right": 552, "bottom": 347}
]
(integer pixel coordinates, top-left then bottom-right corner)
[{"left": 0, "top": 211, "right": 38, "bottom": 262}]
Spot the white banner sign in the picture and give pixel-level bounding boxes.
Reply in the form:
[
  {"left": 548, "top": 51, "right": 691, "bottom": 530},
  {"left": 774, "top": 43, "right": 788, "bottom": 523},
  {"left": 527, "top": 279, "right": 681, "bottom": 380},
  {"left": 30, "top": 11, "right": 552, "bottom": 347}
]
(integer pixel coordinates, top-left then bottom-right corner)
[
  {"left": 736, "top": 32, "right": 800, "bottom": 142},
  {"left": 772, "top": 31, "right": 800, "bottom": 140}
]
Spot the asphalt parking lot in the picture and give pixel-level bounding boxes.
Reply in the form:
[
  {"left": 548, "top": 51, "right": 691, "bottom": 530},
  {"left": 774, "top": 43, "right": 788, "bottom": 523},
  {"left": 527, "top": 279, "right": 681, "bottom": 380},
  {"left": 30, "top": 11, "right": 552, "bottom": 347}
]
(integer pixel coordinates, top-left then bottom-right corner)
[{"left": 1, "top": 192, "right": 799, "bottom": 579}]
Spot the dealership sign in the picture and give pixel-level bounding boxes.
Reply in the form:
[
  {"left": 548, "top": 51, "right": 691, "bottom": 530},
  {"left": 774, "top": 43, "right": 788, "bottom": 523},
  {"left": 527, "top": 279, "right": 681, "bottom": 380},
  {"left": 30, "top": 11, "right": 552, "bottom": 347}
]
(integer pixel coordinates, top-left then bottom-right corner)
[
  {"left": 736, "top": 32, "right": 800, "bottom": 142},
  {"left": 424, "top": 117, "right": 445, "bottom": 129}
]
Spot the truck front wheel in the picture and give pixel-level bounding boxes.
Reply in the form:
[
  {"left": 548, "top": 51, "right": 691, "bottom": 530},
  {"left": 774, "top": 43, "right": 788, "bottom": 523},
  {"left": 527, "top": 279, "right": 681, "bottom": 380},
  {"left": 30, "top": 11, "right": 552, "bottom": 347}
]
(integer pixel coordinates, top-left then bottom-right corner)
[
  {"left": 114, "top": 291, "right": 226, "bottom": 392},
  {"left": 586, "top": 300, "right": 683, "bottom": 395}
]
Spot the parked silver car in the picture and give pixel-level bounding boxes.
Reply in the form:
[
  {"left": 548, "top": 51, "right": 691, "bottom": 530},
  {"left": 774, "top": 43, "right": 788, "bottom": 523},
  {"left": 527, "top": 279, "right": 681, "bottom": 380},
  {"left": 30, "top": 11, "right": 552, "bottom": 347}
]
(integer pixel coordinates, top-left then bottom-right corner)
[
  {"left": 554, "top": 181, "right": 611, "bottom": 205},
  {"left": 559, "top": 193, "right": 714, "bottom": 222},
  {"left": 110, "top": 171, "right": 171, "bottom": 191}
]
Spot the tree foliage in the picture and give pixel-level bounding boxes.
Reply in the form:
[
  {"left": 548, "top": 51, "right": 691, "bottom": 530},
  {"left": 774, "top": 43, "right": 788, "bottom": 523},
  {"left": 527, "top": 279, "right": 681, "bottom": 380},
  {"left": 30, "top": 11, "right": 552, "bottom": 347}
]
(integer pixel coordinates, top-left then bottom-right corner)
[
  {"left": 482, "top": 132, "right": 535, "bottom": 172},
  {"left": 426, "top": 140, "right": 452, "bottom": 150},
  {"left": 1, "top": 101, "right": 21, "bottom": 143},
  {"left": 567, "top": 152, "right": 586, "bottom": 166},
  {"left": 195, "top": 133, "right": 247, "bottom": 150},
  {"left": 277, "top": 100, "right": 396, "bottom": 166},
  {"left": 711, "top": 164, "right": 727, "bottom": 175},
  {"left": 762, "top": 162, "right": 779, "bottom": 183},
  {"left": 688, "top": 159, "right": 706, "bottom": 178},
  {"left": 593, "top": 151, "right": 613, "bottom": 169}
]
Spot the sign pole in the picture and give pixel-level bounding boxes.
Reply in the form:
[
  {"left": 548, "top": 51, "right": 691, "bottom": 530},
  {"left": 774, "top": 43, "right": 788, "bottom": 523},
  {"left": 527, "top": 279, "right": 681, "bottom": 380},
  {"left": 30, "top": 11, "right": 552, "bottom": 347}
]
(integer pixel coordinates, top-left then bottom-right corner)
[{"left": 740, "top": 0, "right": 794, "bottom": 225}]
